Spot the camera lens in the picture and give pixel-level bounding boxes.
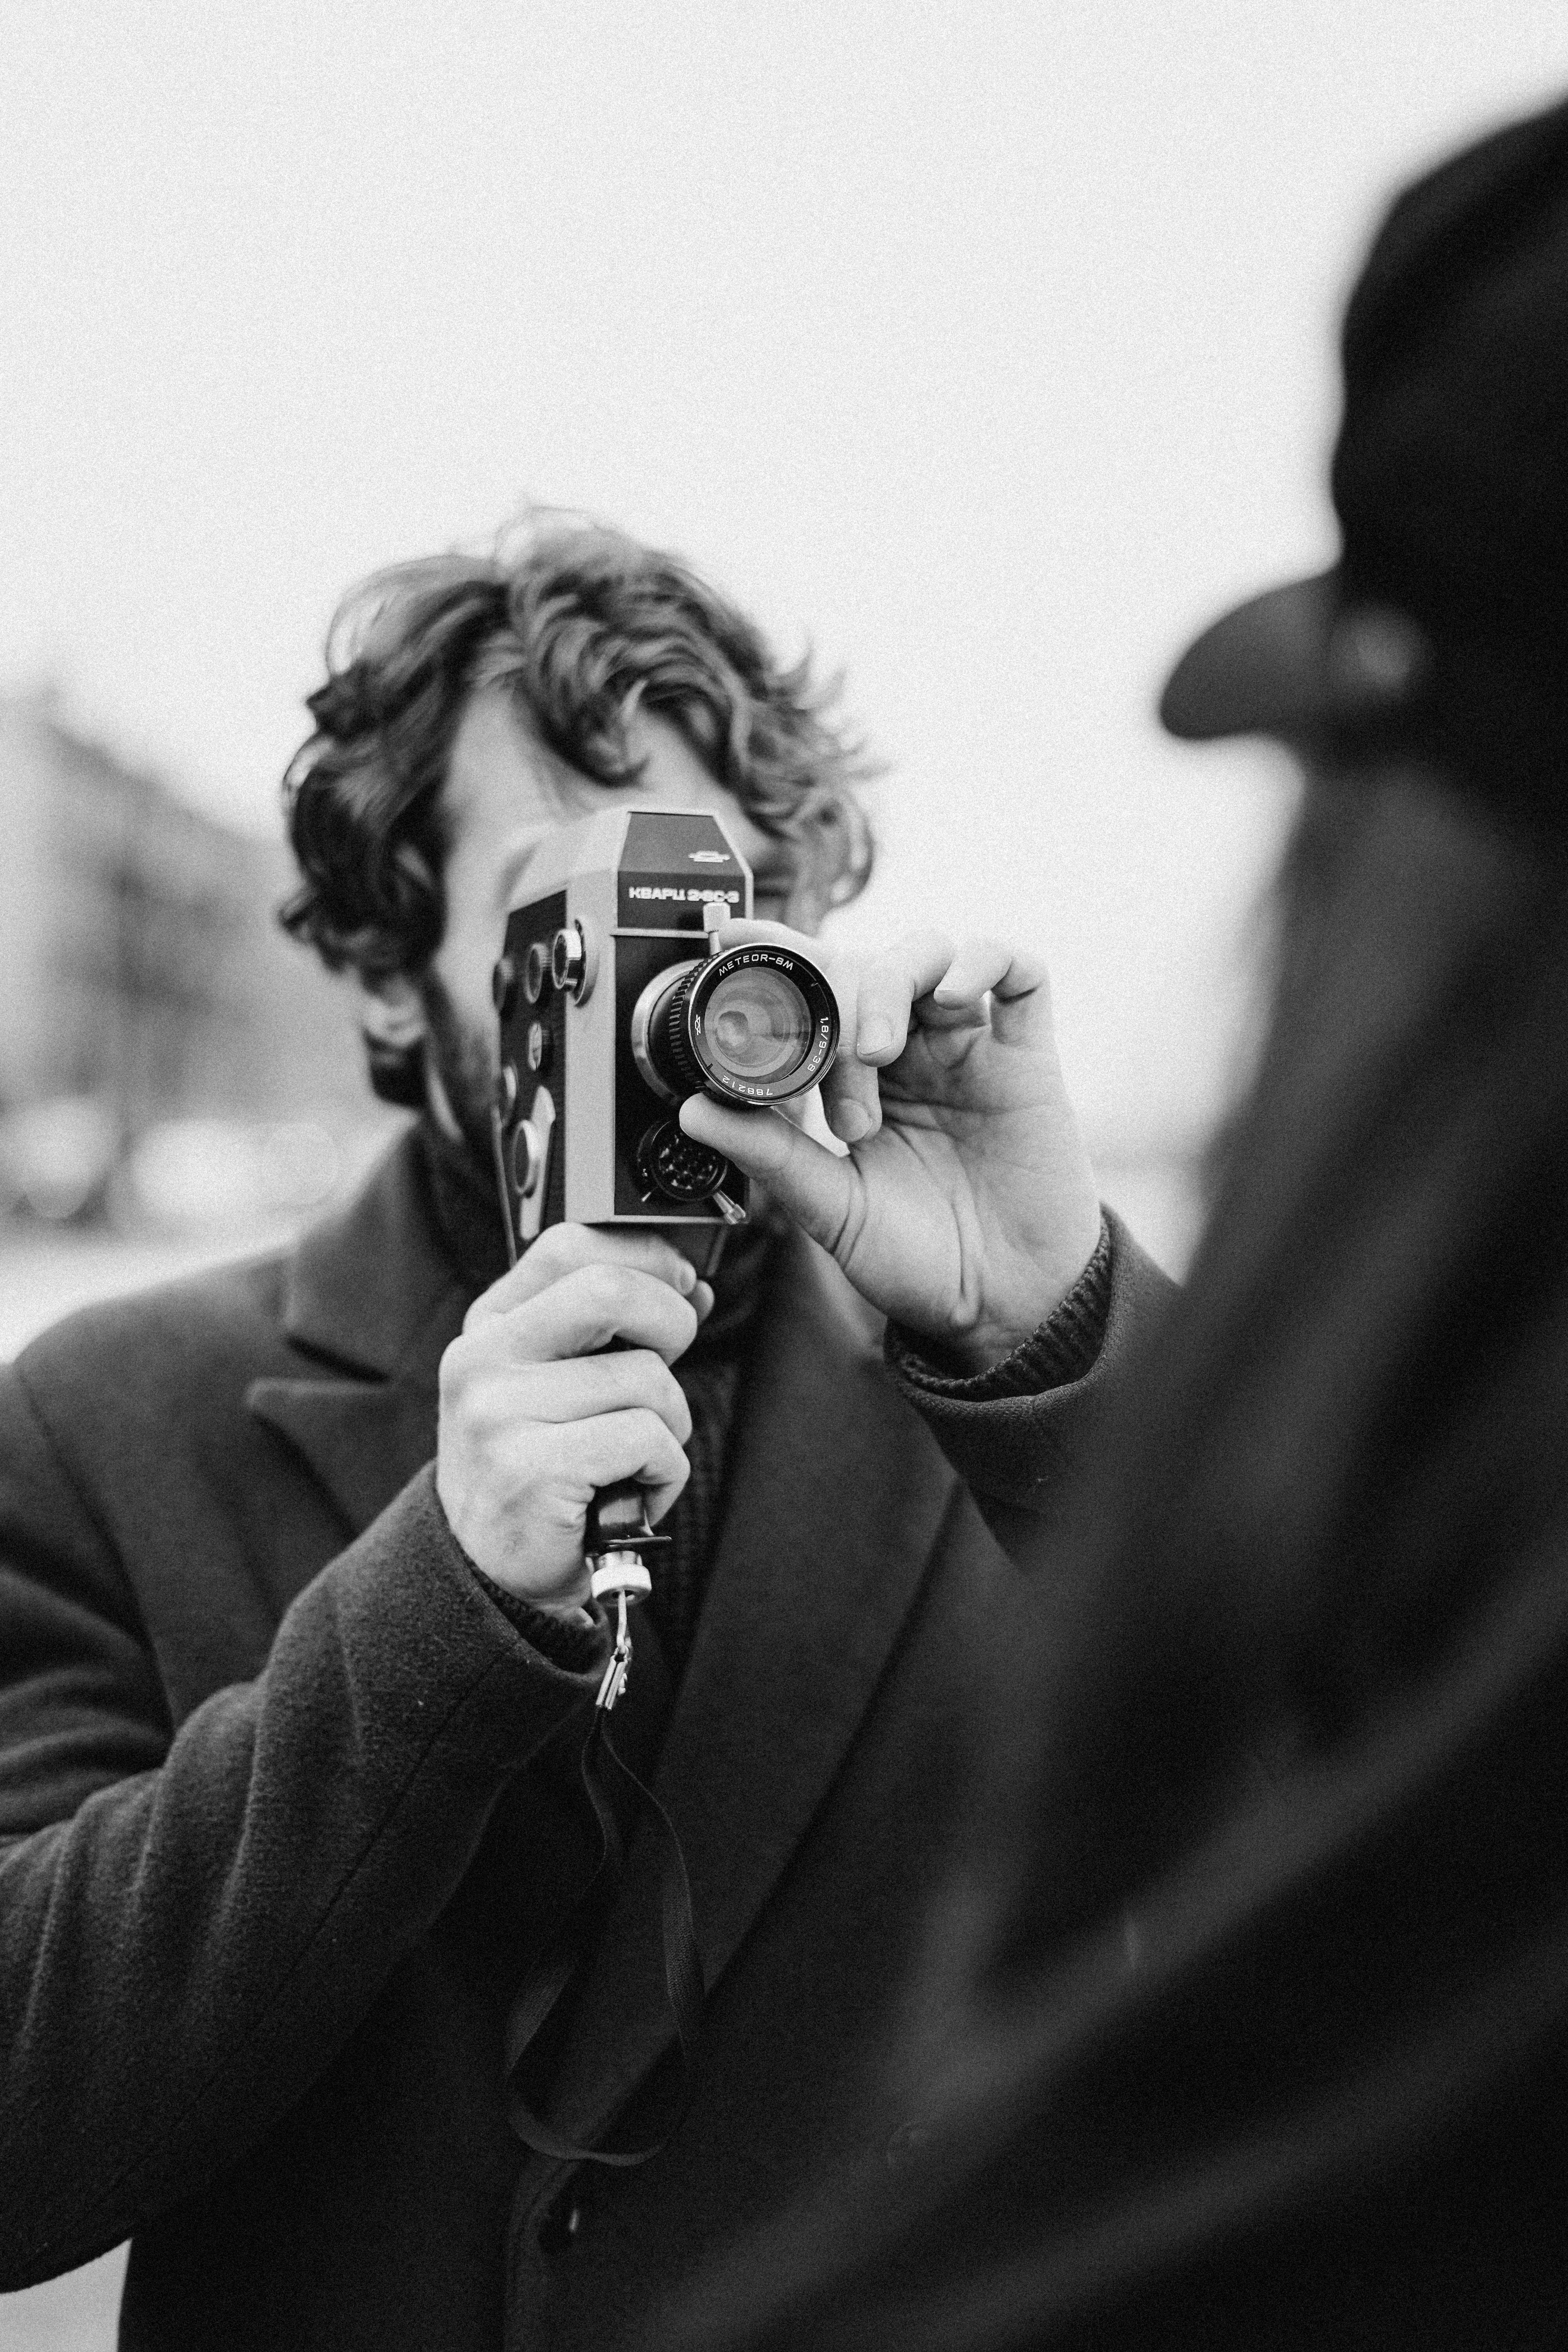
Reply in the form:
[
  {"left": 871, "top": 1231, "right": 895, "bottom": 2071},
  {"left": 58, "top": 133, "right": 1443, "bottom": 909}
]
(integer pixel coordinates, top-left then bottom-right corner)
[
  {"left": 702, "top": 966, "right": 814, "bottom": 1088},
  {"left": 630, "top": 944, "right": 839, "bottom": 1109}
]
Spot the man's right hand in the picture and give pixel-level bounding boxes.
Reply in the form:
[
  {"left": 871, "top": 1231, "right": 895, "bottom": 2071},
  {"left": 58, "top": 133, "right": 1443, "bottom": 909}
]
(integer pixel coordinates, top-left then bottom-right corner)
[{"left": 435, "top": 1225, "right": 710, "bottom": 1614}]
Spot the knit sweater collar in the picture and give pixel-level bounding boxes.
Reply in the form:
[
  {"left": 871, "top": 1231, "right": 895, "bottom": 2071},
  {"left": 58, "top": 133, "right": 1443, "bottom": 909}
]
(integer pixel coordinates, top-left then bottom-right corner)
[{"left": 414, "top": 1117, "right": 777, "bottom": 1363}]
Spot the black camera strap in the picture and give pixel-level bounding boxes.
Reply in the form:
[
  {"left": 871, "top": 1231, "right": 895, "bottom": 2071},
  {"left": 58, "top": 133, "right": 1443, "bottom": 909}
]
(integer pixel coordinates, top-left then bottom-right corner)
[{"left": 503, "top": 1575, "right": 704, "bottom": 2168}]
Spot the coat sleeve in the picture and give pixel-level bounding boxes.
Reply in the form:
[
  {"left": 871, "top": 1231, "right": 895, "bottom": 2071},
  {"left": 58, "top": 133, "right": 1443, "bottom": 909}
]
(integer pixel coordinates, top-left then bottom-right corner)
[
  {"left": 0, "top": 1361, "right": 604, "bottom": 2288},
  {"left": 885, "top": 1210, "right": 1178, "bottom": 1566}
]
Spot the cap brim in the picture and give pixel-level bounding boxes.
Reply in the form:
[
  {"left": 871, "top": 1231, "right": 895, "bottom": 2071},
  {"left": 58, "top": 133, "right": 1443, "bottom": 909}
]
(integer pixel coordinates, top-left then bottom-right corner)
[{"left": 1158, "top": 568, "right": 1341, "bottom": 743}]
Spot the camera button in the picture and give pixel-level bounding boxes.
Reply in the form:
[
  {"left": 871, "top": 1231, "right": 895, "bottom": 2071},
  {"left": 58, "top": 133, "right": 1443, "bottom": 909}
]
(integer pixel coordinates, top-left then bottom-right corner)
[
  {"left": 550, "top": 922, "right": 597, "bottom": 1004},
  {"left": 512, "top": 1120, "right": 545, "bottom": 1199}
]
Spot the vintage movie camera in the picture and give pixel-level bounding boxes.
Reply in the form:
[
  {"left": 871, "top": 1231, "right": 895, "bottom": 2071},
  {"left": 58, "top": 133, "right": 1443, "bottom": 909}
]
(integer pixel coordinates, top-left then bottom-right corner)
[{"left": 490, "top": 807, "right": 839, "bottom": 1264}]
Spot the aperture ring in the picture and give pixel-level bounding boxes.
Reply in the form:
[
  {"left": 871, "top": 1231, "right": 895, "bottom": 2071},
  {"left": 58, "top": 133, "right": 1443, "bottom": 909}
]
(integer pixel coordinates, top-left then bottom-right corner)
[{"left": 660, "top": 965, "right": 710, "bottom": 1097}]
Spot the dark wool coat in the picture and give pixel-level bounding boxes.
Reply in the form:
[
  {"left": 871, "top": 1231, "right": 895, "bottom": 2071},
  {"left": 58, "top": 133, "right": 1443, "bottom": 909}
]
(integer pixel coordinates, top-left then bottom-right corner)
[{"left": 0, "top": 1134, "right": 1169, "bottom": 2351}]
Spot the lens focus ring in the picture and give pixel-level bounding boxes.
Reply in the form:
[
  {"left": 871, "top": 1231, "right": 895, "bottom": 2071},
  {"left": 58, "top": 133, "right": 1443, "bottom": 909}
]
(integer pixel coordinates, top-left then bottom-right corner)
[
  {"left": 659, "top": 965, "right": 713, "bottom": 1098},
  {"left": 685, "top": 945, "right": 838, "bottom": 1106},
  {"left": 631, "top": 944, "right": 839, "bottom": 1109}
]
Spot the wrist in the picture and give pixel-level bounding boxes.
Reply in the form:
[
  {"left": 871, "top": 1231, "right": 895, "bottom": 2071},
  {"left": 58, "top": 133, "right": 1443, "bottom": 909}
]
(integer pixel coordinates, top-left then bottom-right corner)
[
  {"left": 460, "top": 1548, "right": 592, "bottom": 1615},
  {"left": 928, "top": 1223, "right": 1107, "bottom": 1377},
  {"left": 467, "top": 1562, "right": 605, "bottom": 1671},
  {"left": 921, "top": 1320, "right": 1032, "bottom": 1381},
  {"left": 434, "top": 1469, "right": 592, "bottom": 1617},
  {"left": 895, "top": 1211, "right": 1113, "bottom": 1392}
]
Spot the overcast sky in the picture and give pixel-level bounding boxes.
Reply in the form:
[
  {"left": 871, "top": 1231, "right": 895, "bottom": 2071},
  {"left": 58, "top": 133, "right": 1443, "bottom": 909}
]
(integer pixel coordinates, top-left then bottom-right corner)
[{"left": 5, "top": 2, "right": 1568, "bottom": 1150}]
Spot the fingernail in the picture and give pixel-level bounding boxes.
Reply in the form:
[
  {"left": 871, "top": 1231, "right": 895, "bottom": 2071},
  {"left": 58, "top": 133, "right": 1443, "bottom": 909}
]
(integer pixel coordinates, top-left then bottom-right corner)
[
  {"left": 858, "top": 1020, "right": 894, "bottom": 1058},
  {"left": 837, "top": 1103, "right": 872, "bottom": 1142},
  {"left": 676, "top": 1259, "right": 696, "bottom": 1291}
]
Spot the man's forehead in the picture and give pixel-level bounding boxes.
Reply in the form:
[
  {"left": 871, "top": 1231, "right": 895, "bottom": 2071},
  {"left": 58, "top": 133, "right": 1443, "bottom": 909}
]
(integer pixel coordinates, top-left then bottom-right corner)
[
  {"left": 445, "top": 688, "right": 580, "bottom": 824},
  {"left": 446, "top": 687, "right": 768, "bottom": 857}
]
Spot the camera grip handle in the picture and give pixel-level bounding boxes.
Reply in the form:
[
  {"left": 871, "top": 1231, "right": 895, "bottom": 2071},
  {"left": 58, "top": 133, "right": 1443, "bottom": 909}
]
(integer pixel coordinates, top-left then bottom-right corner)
[{"left": 586, "top": 1478, "right": 666, "bottom": 1559}]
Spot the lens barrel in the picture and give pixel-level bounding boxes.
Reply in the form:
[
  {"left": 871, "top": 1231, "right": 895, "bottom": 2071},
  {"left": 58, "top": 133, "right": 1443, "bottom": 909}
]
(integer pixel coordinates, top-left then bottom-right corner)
[{"left": 632, "top": 944, "right": 838, "bottom": 1109}]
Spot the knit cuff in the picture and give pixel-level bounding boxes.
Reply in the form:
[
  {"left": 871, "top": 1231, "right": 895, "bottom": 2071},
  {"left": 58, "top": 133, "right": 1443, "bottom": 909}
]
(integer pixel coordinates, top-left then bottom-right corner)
[
  {"left": 465, "top": 1566, "right": 607, "bottom": 1676},
  {"left": 885, "top": 1212, "right": 1114, "bottom": 1400}
]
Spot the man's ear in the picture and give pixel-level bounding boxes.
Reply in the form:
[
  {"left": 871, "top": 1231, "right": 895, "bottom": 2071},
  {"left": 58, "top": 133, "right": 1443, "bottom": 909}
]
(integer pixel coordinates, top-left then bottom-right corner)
[
  {"left": 355, "top": 974, "right": 431, "bottom": 1111},
  {"left": 355, "top": 971, "right": 428, "bottom": 1053}
]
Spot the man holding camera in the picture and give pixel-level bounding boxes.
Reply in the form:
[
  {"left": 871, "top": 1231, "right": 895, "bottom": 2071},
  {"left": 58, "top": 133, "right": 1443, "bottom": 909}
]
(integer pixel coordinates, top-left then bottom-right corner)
[{"left": 0, "top": 522, "right": 1169, "bottom": 2350}]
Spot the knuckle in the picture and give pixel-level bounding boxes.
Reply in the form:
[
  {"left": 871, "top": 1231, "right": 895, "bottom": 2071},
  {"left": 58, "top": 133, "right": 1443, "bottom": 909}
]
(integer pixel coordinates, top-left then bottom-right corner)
[
  {"left": 440, "top": 1332, "right": 495, "bottom": 1403},
  {"left": 661, "top": 1302, "right": 700, "bottom": 1360},
  {"left": 462, "top": 1375, "right": 521, "bottom": 1443},
  {"left": 642, "top": 1406, "right": 686, "bottom": 1463},
  {"left": 660, "top": 1360, "right": 692, "bottom": 1419},
  {"left": 625, "top": 1343, "right": 668, "bottom": 1393},
  {"left": 517, "top": 1231, "right": 564, "bottom": 1289},
  {"left": 910, "top": 929, "right": 955, "bottom": 978},
  {"left": 652, "top": 1241, "right": 693, "bottom": 1289},
  {"left": 580, "top": 1262, "right": 624, "bottom": 1317}
]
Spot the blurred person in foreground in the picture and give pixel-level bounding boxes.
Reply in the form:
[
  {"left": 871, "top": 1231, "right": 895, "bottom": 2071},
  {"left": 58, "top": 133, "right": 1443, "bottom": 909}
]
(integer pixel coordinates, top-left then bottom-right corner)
[
  {"left": 0, "top": 517, "right": 1171, "bottom": 2348},
  {"left": 648, "top": 94, "right": 1568, "bottom": 2352}
]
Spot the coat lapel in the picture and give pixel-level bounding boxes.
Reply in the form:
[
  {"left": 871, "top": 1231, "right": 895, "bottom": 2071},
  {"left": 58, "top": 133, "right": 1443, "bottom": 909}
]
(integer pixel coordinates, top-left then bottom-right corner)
[
  {"left": 245, "top": 1152, "right": 962, "bottom": 2152},
  {"left": 244, "top": 1129, "right": 469, "bottom": 1585},
  {"left": 539, "top": 1232, "right": 960, "bottom": 2151},
  {"left": 244, "top": 1377, "right": 448, "bottom": 1550}
]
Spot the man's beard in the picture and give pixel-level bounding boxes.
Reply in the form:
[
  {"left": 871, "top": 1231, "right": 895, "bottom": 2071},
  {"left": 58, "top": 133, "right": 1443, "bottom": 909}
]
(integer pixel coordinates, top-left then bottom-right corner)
[{"left": 419, "top": 971, "right": 498, "bottom": 1170}]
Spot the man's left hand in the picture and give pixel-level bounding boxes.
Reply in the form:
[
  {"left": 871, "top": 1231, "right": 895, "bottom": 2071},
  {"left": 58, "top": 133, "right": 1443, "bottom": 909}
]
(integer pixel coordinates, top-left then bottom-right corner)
[{"left": 679, "top": 920, "right": 1101, "bottom": 1374}]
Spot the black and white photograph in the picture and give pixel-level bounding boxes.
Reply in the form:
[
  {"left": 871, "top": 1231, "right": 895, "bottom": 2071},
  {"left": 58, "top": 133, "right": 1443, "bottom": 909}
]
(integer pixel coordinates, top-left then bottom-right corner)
[{"left": 4, "top": 5, "right": 1568, "bottom": 2347}]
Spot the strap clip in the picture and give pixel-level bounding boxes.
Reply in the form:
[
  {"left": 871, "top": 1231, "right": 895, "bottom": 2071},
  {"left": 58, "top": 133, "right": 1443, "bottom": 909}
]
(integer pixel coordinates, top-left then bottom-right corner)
[{"left": 589, "top": 1557, "right": 652, "bottom": 1713}]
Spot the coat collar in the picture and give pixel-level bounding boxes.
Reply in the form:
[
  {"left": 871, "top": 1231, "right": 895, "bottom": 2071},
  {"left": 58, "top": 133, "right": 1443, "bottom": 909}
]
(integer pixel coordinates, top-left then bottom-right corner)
[
  {"left": 279, "top": 1122, "right": 464, "bottom": 1381},
  {"left": 532, "top": 1229, "right": 960, "bottom": 2156},
  {"left": 244, "top": 1127, "right": 469, "bottom": 1553}
]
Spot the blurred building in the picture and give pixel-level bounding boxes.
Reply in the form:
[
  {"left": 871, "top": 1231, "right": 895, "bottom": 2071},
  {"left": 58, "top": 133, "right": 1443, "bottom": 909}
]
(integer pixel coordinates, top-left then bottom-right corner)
[{"left": 0, "top": 691, "right": 380, "bottom": 1220}]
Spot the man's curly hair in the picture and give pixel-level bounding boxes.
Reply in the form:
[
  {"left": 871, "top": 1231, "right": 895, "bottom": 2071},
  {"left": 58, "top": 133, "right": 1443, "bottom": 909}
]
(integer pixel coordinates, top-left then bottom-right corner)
[{"left": 281, "top": 519, "right": 875, "bottom": 1102}]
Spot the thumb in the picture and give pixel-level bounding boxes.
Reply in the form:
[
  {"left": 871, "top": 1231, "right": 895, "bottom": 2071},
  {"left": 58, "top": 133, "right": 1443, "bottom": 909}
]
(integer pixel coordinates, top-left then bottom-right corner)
[{"left": 680, "top": 1094, "right": 856, "bottom": 1253}]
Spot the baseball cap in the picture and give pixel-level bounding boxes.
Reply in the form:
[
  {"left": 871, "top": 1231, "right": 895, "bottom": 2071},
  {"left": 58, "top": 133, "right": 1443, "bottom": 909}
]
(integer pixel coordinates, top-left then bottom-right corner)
[{"left": 1160, "top": 94, "right": 1568, "bottom": 821}]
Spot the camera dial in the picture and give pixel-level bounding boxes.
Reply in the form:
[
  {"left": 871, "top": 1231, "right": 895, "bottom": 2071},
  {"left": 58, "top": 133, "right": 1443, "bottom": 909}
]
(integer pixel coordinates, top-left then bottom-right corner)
[
  {"left": 550, "top": 921, "right": 597, "bottom": 1004},
  {"left": 522, "top": 940, "right": 551, "bottom": 1004},
  {"left": 631, "top": 943, "right": 838, "bottom": 1110},
  {"left": 635, "top": 1119, "right": 730, "bottom": 1205}
]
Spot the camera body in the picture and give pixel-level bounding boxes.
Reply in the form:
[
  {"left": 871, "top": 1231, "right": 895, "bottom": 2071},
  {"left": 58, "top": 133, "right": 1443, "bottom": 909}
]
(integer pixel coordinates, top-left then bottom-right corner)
[{"left": 493, "top": 806, "right": 836, "bottom": 1257}]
